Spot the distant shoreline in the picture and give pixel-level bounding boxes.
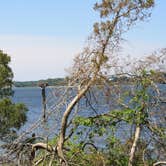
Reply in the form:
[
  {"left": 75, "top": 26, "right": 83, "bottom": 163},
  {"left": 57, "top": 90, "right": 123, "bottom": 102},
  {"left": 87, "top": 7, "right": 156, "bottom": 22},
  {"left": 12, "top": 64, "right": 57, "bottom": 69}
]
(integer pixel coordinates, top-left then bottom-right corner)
[
  {"left": 14, "top": 72, "right": 166, "bottom": 87},
  {"left": 14, "top": 78, "right": 66, "bottom": 87}
]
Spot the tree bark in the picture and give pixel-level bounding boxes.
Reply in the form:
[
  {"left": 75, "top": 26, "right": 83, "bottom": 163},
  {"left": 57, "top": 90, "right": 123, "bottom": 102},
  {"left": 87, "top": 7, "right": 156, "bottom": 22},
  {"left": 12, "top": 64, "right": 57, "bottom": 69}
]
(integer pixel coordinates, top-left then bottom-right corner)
[
  {"left": 56, "top": 9, "right": 121, "bottom": 165},
  {"left": 57, "top": 79, "right": 95, "bottom": 165},
  {"left": 128, "top": 125, "right": 141, "bottom": 166},
  {"left": 153, "top": 161, "right": 166, "bottom": 166},
  {"left": 32, "top": 143, "right": 53, "bottom": 153}
]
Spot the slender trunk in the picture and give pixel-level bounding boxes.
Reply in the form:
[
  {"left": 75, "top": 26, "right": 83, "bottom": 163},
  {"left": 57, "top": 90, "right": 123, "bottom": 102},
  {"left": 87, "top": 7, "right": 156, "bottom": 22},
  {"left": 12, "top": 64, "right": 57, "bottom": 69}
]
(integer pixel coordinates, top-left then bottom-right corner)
[
  {"left": 153, "top": 161, "right": 166, "bottom": 166},
  {"left": 42, "top": 87, "right": 46, "bottom": 120},
  {"left": 57, "top": 79, "right": 95, "bottom": 165},
  {"left": 56, "top": 12, "right": 120, "bottom": 165},
  {"left": 128, "top": 125, "right": 141, "bottom": 166}
]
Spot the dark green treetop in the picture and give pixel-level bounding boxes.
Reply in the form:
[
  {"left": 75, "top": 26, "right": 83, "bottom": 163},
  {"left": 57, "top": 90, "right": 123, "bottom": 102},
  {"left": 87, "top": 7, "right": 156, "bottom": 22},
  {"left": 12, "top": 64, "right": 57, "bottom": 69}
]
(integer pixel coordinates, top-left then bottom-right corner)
[
  {"left": 0, "top": 50, "right": 13, "bottom": 98},
  {"left": 0, "top": 50, "right": 28, "bottom": 141}
]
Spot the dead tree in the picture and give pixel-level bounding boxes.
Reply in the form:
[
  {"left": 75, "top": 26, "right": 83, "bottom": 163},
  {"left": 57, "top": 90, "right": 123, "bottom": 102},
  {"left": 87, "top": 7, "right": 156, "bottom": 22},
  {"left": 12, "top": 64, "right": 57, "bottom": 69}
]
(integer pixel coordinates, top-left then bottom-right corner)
[{"left": 55, "top": 1, "right": 155, "bottom": 165}]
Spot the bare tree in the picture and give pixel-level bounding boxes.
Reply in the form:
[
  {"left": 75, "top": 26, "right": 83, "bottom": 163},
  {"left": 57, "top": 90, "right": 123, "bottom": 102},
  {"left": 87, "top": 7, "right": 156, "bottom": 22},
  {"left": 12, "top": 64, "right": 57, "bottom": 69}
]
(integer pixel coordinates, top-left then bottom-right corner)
[{"left": 55, "top": 0, "right": 155, "bottom": 165}]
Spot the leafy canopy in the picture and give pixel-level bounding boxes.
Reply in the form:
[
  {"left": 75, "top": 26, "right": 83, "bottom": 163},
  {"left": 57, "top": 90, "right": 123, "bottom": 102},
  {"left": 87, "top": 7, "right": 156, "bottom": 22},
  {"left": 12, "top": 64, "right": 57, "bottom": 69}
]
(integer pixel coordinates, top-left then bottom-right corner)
[{"left": 0, "top": 50, "right": 28, "bottom": 141}]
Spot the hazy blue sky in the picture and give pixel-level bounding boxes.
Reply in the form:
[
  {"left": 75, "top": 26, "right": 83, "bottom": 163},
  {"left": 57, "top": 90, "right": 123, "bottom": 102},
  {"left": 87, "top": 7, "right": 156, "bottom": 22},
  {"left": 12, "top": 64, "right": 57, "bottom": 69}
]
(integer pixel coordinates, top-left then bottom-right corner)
[{"left": 0, "top": 0, "right": 165, "bottom": 81}]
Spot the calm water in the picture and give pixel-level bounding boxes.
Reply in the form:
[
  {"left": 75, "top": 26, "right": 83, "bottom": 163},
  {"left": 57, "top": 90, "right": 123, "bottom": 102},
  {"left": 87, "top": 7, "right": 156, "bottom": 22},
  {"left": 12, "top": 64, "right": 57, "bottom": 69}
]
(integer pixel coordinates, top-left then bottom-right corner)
[
  {"left": 11, "top": 85, "right": 166, "bottom": 143},
  {"left": 12, "top": 87, "right": 43, "bottom": 131},
  {"left": 12, "top": 87, "right": 110, "bottom": 132}
]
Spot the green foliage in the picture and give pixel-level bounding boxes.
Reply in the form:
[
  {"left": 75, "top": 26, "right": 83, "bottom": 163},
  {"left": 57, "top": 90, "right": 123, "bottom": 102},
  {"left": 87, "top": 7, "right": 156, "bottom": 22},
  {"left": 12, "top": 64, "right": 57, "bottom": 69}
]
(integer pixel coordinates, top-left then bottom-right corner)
[
  {"left": 106, "top": 136, "right": 129, "bottom": 166},
  {"left": 74, "top": 116, "right": 93, "bottom": 127},
  {"left": 0, "top": 98, "right": 28, "bottom": 138},
  {"left": 0, "top": 50, "right": 28, "bottom": 141},
  {"left": 63, "top": 140, "right": 106, "bottom": 166},
  {"left": 0, "top": 50, "right": 13, "bottom": 98},
  {"left": 70, "top": 70, "right": 165, "bottom": 165}
]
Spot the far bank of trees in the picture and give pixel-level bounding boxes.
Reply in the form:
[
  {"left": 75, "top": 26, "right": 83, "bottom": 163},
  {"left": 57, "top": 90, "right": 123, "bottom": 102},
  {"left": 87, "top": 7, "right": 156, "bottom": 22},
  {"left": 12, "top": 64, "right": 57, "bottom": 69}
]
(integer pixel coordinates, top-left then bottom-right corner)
[
  {"left": 14, "top": 78, "right": 67, "bottom": 87},
  {"left": 14, "top": 72, "right": 166, "bottom": 88}
]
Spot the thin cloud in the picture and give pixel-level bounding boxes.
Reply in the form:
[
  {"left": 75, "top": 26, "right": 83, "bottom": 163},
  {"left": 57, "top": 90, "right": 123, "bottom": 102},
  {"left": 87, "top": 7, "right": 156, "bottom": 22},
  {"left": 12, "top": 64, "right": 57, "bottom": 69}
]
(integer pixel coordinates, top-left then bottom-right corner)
[{"left": 0, "top": 35, "right": 82, "bottom": 81}]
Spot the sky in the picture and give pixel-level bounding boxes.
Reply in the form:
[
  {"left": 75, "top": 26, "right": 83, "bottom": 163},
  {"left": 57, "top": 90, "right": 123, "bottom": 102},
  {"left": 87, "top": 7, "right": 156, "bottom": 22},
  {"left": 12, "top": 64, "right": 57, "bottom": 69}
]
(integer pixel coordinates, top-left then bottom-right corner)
[{"left": 0, "top": 0, "right": 165, "bottom": 81}]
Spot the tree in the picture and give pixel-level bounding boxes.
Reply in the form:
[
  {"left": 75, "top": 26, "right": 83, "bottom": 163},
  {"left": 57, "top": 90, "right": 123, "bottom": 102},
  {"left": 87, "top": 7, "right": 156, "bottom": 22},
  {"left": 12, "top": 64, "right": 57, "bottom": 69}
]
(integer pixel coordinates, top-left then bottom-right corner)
[
  {"left": 0, "top": 50, "right": 13, "bottom": 98},
  {"left": 0, "top": 50, "right": 28, "bottom": 141},
  {"left": 55, "top": 0, "right": 155, "bottom": 165}
]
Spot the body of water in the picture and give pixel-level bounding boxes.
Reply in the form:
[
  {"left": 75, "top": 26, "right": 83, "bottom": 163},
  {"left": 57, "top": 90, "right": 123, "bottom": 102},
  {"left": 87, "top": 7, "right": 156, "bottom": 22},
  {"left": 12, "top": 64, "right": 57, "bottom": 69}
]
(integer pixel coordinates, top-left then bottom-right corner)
[
  {"left": 12, "top": 87, "right": 43, "bottom": 131},
  {"left": 11, "top": 85, "right": 166, "bottom": 143}
]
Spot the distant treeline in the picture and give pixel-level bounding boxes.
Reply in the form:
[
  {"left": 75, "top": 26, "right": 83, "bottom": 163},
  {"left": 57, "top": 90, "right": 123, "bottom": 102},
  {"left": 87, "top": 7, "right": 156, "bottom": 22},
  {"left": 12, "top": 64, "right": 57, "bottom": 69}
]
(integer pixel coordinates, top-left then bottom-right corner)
[
  {"left": 14, "top": 72, "right": 166, "bottom": 87},
  {"left": 14, "top": 78, "right": 66, "bottom": 87},
  {"left": 109, "top": 72, "right": 166, "bottom": 84}
]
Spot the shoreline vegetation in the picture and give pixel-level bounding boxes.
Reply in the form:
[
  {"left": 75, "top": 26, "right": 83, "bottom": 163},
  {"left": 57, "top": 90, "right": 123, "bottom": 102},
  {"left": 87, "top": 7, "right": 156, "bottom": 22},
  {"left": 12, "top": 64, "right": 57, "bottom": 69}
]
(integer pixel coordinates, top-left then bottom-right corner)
[
  {"left": 14, "top": 72, "right": 166, "bottom": 87},
  {"left": 14, "top": 78, "right": 67, "bottom": 87}
]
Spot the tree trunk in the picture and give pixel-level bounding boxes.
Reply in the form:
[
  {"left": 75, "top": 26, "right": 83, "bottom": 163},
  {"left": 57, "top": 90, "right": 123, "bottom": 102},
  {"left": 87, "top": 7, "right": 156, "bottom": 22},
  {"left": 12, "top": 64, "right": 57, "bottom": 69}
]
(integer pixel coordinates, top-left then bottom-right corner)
[
  {"left": 57, "top": 79, "right": 95, "bottom": 166},
  {"left": 153, "top": 161, "right": 166, "bottom": 166},
  {"left": 128, "top": 125, "right": 141, "bottom": 166}
]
